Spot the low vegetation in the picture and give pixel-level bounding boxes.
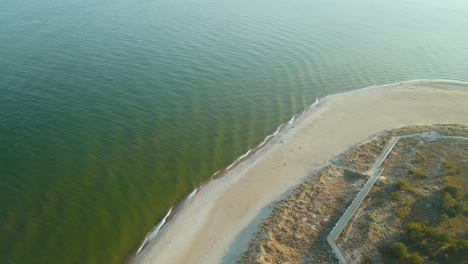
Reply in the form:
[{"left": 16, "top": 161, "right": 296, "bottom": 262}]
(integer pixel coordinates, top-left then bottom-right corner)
[
  {"left": 383, "top": 150, "right": 468, "bottom": 263},
  {"left": 409, "top": 165, "right": 428, "bottom": 179},
  {"left": 395, "top": 179, "right": 410, "bottom": 190},
  {"left": 240, "top": 165, "right": 366, "bottom": 263},
  {"left": 389, "top": 242, "right": 423, "bottom": 264},
  {"left": 386, "top": 181, "right": 468, "bottom": 263},
  {"left": 336, "top": 124, "right": 467, "bottom": 264},
  {"left": 240, "top": 124, "right": 467, "bottom": 264}
]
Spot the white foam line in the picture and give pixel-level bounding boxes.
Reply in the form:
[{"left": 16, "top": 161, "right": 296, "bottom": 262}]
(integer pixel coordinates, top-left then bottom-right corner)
[
  {"left": 136, "top": 208, "right": 173, "bottom": 254},
  {"left": 187, "top": 189, "right": 197, "bottom": 200},
  {"left": 310, "top": 98, "right": 319, "bottom": 108},
  {"left": 362, "top": 79, "right": 466, "bottom": 90},
  {"left": 225, "top": 149, "right": 253, "bottom": 171},
  {"left": 288, "top": 115, "right": 296, "bottom": 124},
  {"left": 257, "top": 123, "right": 285, "bottom": 148},
  {"left": 237, "top": 149, "right": 251, "bottom": 161},
  {"left": 136, "top": 240, "right": 146, "bottom": 254},
  {"left": 257, "top": 137, "right": 270, "bottom": 149},
  {"left": 301, "top": 98, "right": 319, "bottom": 116},
  {"left": 273, "top": 123, "right": 284, "bottom": 136},
  {"left": 226, "top": 161, "right": 236, "bottom": 171}
]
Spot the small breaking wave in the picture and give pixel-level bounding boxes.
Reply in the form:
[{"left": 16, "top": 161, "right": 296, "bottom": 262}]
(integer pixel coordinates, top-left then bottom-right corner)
[
  {"left": 311, "top": 97, "right": 319, "bottom": 108},
  {"left": 302, "top": 97, "right": 319, "bottom": 115},
  {"left": 226, "top": 149, "right": 252, "bottom": 171},
  {"left": 136, "top": 208, "right": 173, "bottom": 254},
  {"left": 226, "top": 161, "right": 236, "bottom": 171},
  {"left": 187, "top": 189, "right": 197, "bottom": 200},
  {"left": 258, "top": 123, "right": 285, "bottom": 148}
]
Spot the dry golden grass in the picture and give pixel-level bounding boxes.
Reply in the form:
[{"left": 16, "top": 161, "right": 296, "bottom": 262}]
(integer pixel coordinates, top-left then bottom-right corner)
[
  {"left": 240, "top": 124, "right": 467, "bottom": 264},
  {"left": 340, "top": 136, "right": 391, "bottom": 171},
  {"left": 389, "top": 123, "right": 468, "bottom": 137},
  {"left": 241, "top": 165, "right": 366, "bottom": 264}
]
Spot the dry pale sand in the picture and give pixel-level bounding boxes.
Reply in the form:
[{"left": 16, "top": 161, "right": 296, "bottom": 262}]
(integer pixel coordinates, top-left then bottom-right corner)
[{"left": 133, "top": 80, "right": 468, "bottom": 264}]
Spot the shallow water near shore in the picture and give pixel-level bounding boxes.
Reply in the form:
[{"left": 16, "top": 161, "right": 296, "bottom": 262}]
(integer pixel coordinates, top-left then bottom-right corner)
[{"left": 1, "top": 0, "right": 468, "bottom": 263}]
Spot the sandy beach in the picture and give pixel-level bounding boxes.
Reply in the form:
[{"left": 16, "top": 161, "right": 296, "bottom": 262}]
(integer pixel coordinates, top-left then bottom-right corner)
[{"left": 133, "top": 80, "right": 468, "bottom": 264}]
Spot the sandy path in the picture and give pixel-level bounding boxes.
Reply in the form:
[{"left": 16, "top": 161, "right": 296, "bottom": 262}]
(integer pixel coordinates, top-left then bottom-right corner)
[{"left": 133, "top": 80, "right": 468, "bottom": 264}]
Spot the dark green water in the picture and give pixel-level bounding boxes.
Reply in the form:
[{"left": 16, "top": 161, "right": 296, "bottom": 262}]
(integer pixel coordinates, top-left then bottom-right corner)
[{"left": 1, "top": 0, "right": 467, "bottom": 263}]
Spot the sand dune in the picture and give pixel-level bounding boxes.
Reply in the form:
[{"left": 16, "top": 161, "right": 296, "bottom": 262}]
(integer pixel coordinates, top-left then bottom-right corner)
[{"left": 133, "top": 80, "right": 468, "bottom": 264}]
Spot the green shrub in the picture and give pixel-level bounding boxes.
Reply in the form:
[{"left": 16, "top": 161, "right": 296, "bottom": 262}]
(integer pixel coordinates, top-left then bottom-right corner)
[
  {"left": 406, "top": 222, "right": 453, "bottom": 244},
  {"left": 407, "top": 223, "right": 425, "bottom": 240},
  {"left": 389, "top": 243, "right": 423, "bottom": 263},
  {"left": 419, "top": 239, "right": 428, "bottom": 250},
  {"left": 452, "top": 239, "right": 468, "bottom": 252},
  {"left": 390, "top": 242, "right": 408, "bottom": 258},
  {"left": 410, "top": 166, "right": 428, "bottom": 178},
  {"left": 441, "top": 192, "right": 455, "bottom": 211},
  {"left": 444, "top": 160, "right": 461, "bottom": 174},
  {"left": 396, "top": 179, "right": 410, "bottom": 190},
  {"left": 392, "top": 191, "right": 402, "bottom": 201},
  {"left": 396, "top": 206, "right": 410, "bottom": 219},
  {"left": 440, "top": 213, "right": 449, "bottom": 222},
  {"left": 451, "top": 200, "right": 467, "bottom": 216},
  {"left": 441, "top": 188, "right": 467, "bottom": 217},
  {"left": 404, "top": 199, "right": 412, "bottom": 207},
  {"left": 405, "top": 252, "right": 423, "bottom": 264},
  {"left": 445, "top": 185, "right": 463, "bottom": 199}
]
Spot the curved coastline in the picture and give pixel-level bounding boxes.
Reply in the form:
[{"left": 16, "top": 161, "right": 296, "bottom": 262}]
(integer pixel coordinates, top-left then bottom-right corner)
[
  {"left": 130, "top": 93, "right": 320, "bottom": 261},
  {"left": 131, "top": 79, "right": 468, "bottom": 264}
]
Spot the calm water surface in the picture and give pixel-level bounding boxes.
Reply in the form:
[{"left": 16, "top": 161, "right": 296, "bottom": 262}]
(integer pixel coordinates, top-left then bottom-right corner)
[{"left": 1, "top": 0, "right": 467, "bottom": 263}]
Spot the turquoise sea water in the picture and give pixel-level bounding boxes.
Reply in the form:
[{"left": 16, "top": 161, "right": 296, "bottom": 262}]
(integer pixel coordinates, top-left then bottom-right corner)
[{"left": 1, "top": 0, "right": 468, "bottom": 263}]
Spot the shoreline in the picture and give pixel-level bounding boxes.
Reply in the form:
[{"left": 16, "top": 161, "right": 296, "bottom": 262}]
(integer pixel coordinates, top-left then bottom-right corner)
[
  {"left": 128, "top": 95, "right": 320, "bottom": 261},
  {"left": 131, "top": 79, "right": 468, "bottom": 264}
]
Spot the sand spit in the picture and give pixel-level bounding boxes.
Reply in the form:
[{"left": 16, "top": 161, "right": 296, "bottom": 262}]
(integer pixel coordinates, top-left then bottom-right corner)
[{"left": 133, "top": 80, "right": 468, "bottom": 264}]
